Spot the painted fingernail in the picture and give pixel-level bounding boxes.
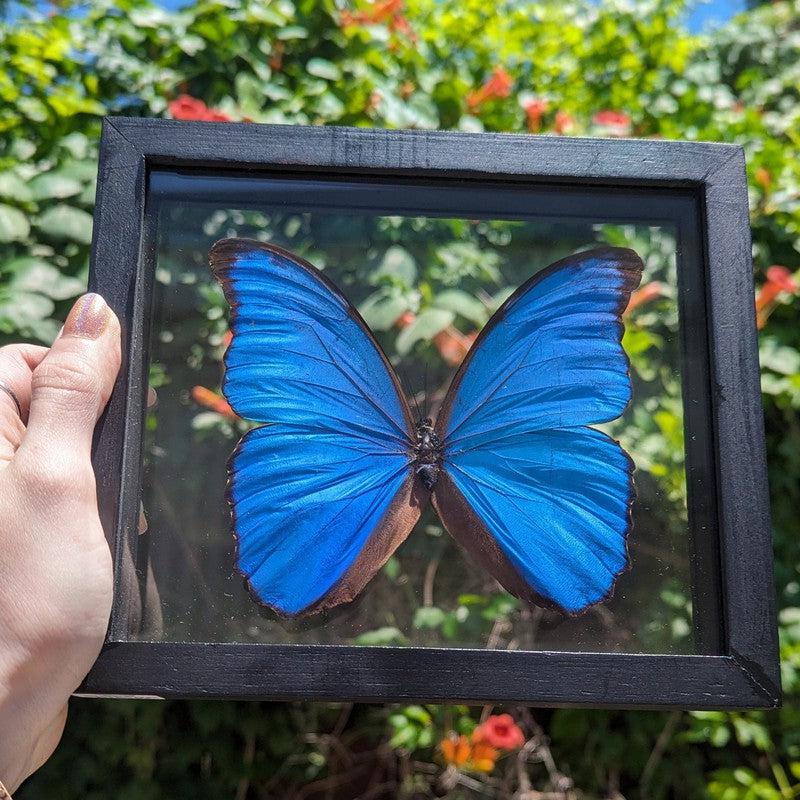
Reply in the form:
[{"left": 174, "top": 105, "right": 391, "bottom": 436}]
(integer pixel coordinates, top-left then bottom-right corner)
[{"left": 63, "top": 293, "right": 111, "bottom": 340}]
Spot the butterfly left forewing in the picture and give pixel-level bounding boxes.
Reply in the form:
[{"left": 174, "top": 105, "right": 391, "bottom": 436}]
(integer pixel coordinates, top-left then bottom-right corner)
[{"left": 433, "top": 247, "right": 643, "bottom": 614}]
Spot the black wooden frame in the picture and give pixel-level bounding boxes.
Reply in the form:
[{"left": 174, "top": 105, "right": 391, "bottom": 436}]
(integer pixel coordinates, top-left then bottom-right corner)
[{"left": 79, "top": 117, "right": 779, "bottom": 709}]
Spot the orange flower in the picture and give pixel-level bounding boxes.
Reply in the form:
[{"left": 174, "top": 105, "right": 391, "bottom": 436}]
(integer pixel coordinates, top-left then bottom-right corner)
[
  {"left": 472, "top": 714, "right": 525, "bottom": 750},
  {"left": 341, "top": 0, "right": 402, "bottom": 25},
  {"left": 366, "top": 90, "right": 383, "bottom": 113},
  {"left": 433, "top": 327, "right": 478, "bottom": 366},
  {"left": 399, "top": 80, "right": 415, "bottom": 99},
  {"left": 168, "top": 94, "right": 231, "bottom": 122},
  {"left": 765, "top": 265, "right": 799, "bottom": 295},
  {"left": 592, "top": 109, "right": 631, "bottom": 137},
  {"left": 389, "top": 12, "right": 416, "bottom": 40},
  {"left": 395, "top": 310, "right": 416, "bottom": 328},
  {"left": 470, "top": 741, "right": 499, "bottom": 772},
  {"left": 191, "top": 386, "right": 238, "bottom": 419},
  {"left": 395, "top": 312, "right": 478, "bottom": 365},
  {"left": 554, "top": 110, "right": 575, "bottom": 135},
  {"left": 269, "top": 40, "right": 285, "bottom": 71},
  {"left": 523, "top": 97, "right": 548, "bottom": 133},
  {"left": 624, "top": 281, "right": 663, "bottom": 316},
  {"left": 341, "top": 0, "right": 416, "bottom": 40},
  {"left": 467, "top": 66, "right": 513, "bottom": 111},
  {"left": 440, "top": 733, "right": 498, "bottom": 773},
  {"left": 756, "top": 265, "right": 799, "bottom": 328},
  {"left": 754, "top": 167, "right": 771, "bottom": 191},
  {"left": 440, "top": 735, "right": 471, "bottom": 767}
]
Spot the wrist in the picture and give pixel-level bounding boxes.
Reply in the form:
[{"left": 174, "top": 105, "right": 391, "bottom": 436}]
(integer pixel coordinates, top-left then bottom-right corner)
[{"left": 0, "top": 643, "right": 55, "bottom": 793}]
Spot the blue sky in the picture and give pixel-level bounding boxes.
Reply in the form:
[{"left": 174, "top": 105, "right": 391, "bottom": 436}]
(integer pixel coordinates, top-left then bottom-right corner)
[{"left": 685, "top": 0, "right": 746, "bottom": 31}]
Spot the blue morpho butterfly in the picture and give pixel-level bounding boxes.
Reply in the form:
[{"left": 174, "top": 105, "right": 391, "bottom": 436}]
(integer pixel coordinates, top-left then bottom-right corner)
[{"left": 209, "top": 238, "right": 643, "bottom": 617}]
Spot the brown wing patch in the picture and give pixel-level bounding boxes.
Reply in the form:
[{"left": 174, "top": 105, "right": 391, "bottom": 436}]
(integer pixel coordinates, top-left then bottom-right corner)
[
  {"left": 303, "top": 475, "right": 429, "bottom": 615},
  {"left": 431, "top": 471, "right": 559, "bottom": 610}
]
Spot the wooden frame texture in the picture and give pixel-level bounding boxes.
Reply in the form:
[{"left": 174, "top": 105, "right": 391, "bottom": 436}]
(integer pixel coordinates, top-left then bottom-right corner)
[{"left": 79, "top": 117, "right": 779, "bottom": 710}]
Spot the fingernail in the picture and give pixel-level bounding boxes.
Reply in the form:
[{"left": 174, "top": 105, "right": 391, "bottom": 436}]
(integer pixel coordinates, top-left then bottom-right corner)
[{"left": 63, "top": 293, "right": 110, "bottom": 340}]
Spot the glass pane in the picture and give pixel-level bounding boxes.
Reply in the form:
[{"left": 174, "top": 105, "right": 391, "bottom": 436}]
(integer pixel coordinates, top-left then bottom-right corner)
[{"left": 136, "top": 171, "right": 695, "bottom": 654}]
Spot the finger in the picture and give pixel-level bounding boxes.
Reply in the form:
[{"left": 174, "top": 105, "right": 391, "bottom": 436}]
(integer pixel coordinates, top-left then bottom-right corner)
[
  {"left": 20, "top": 294, "right": 121, "bottom": 466},
  {"left": 0, "top": 344, "right": 48, "bottom": 463}
]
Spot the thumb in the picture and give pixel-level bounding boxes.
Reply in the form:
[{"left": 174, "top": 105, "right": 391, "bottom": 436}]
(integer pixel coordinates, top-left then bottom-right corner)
[{"left": 22, "top": 293, "right": 121, "bottom": 462}]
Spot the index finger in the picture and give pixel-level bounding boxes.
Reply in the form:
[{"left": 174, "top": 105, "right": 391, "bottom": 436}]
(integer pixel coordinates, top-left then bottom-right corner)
[{"left": 0, "top": 344, "right": 49, "bottom": 462}]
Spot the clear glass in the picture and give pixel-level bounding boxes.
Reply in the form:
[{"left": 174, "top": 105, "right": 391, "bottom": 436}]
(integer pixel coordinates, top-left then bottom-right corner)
[{"left": 137, "top": 172, "right": 693, "bottom": 654}]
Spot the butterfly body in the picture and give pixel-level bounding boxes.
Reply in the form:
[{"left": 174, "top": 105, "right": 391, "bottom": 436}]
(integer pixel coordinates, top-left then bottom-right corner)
[
  {"left": 413, "top": 417, "right": 442, "bottom": 491},
  {"left": 210, "top": 238, "right": 643, "bottom": 618}
]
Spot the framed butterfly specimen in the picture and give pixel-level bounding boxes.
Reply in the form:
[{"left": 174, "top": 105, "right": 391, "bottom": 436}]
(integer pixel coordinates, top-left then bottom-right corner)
[
  {"left": 211, "top": 239, "right": 641, "bottom": 618},
  {"left": 80, "top": 117, "right": 778, "bottom": 709}
]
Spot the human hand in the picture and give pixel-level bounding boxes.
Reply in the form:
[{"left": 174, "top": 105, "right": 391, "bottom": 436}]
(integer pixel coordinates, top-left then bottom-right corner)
[{"left": 0, "top": 294, "right": 121, "bottom": 793}]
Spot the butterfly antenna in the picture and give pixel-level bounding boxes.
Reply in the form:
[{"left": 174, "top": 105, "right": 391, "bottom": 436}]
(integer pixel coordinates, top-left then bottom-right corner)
[
  {"left": 423, "top": 361, "right": 430, "bottom": 421},
  {"left": 401, "top": 363, "right": 422, "bottom": 422}
]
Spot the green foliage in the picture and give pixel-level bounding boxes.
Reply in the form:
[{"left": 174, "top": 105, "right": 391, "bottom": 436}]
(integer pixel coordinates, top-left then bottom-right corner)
[{"left": 2, "top": 0, "right": 799, "bottom": 798}]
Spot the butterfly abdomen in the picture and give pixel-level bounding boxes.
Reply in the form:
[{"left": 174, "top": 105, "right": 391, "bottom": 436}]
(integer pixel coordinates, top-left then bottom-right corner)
[{"left": 413, "top": 417, "right": 443, "bottom": 491}]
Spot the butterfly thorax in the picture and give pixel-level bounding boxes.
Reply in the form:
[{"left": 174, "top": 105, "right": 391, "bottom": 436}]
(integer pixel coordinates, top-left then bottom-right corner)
[{"left": 413, "top": 417, "right": 442, "bottom": 491}]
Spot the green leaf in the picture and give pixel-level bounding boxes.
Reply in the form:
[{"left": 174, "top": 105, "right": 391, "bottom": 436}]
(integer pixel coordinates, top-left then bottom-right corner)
[
  {"left": 306, "top": 58, "right": 341, "bottom": 81},
  {"left": 396, "top": 308, "right": 453, "bottom": 355},
  {"left": 373, "top": 246, "right": 417, "bottom": 286},
  {"left": 353, "top": 627, "right": 408, "bottom": 646},
  {"left": 760, "top": 336, "right": 800, "bottom": 376},
  {"left": 235, "top": 73, "right": 266, "bottom": 113},
  {"left": 129, "top": 6, "right": 171, "bottom": 27},
  {"left": 0, "top": 290, "right": 55, "bottom": 335},
  {"left": 29, "top": 171, "right": 83, "bottom": 200},
  {"left": 358, "top": 291, "right": 408, "bottom": 331},
  {"left": 6, "top": 257, "right": 85, "bottom": 300},
  {"left": 18, "top": 96, "right": 48, "bottom": 122},
  {"left": 433, "top": 289, "right": 488, "bottom": 326},
  {"left": 388, "top": 727, "right": 414, "bottom": 749},
  {"left": 413, "top": 607, "right": 446, "bottom": 629},
  {"left": 179, "top": 34, "right": 206, "bottom": 56},
  {"left": 60, "top": 132, "right": 89, "bottom": 159},
  {"left": 403, "top": 706, "right": 432, "bottom": 726},
  {"left": 276, "top": 25, "right": 307, "bottom": 39},
  {"left": 78, "top": 177, "right": 97, "bottom": 205},
  {"left": 11, "top": 139, "right": 36, "bottom": 160},
  {"left": 35, "top": 204, "right": 93, "bottom": 243},
  {"left": 623, "top": 327, "right": 660, "bottom": 356},
  {"left": 0, "top": 204, "right": 30, "bottom": 242},
  {"left": 58, "top": 160, "right": 97, "bottom": 182},
  {"left": 489, "top": 286, "right": 516, "bottom": 311},
  {"left": 314, "top": 92, "right": 345, "bottom": 118},
  {"left": 0, "top": 172, "right": 33, "bottom": 202}
]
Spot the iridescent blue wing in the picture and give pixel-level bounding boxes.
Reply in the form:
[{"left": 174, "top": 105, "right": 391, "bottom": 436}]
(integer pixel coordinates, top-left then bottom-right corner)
[
  {"left": 433, "top": 247, "right": 643, "bottom": 614},
  {"left": 210, "top": 239, "right": 422, "bottom": 616}
]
